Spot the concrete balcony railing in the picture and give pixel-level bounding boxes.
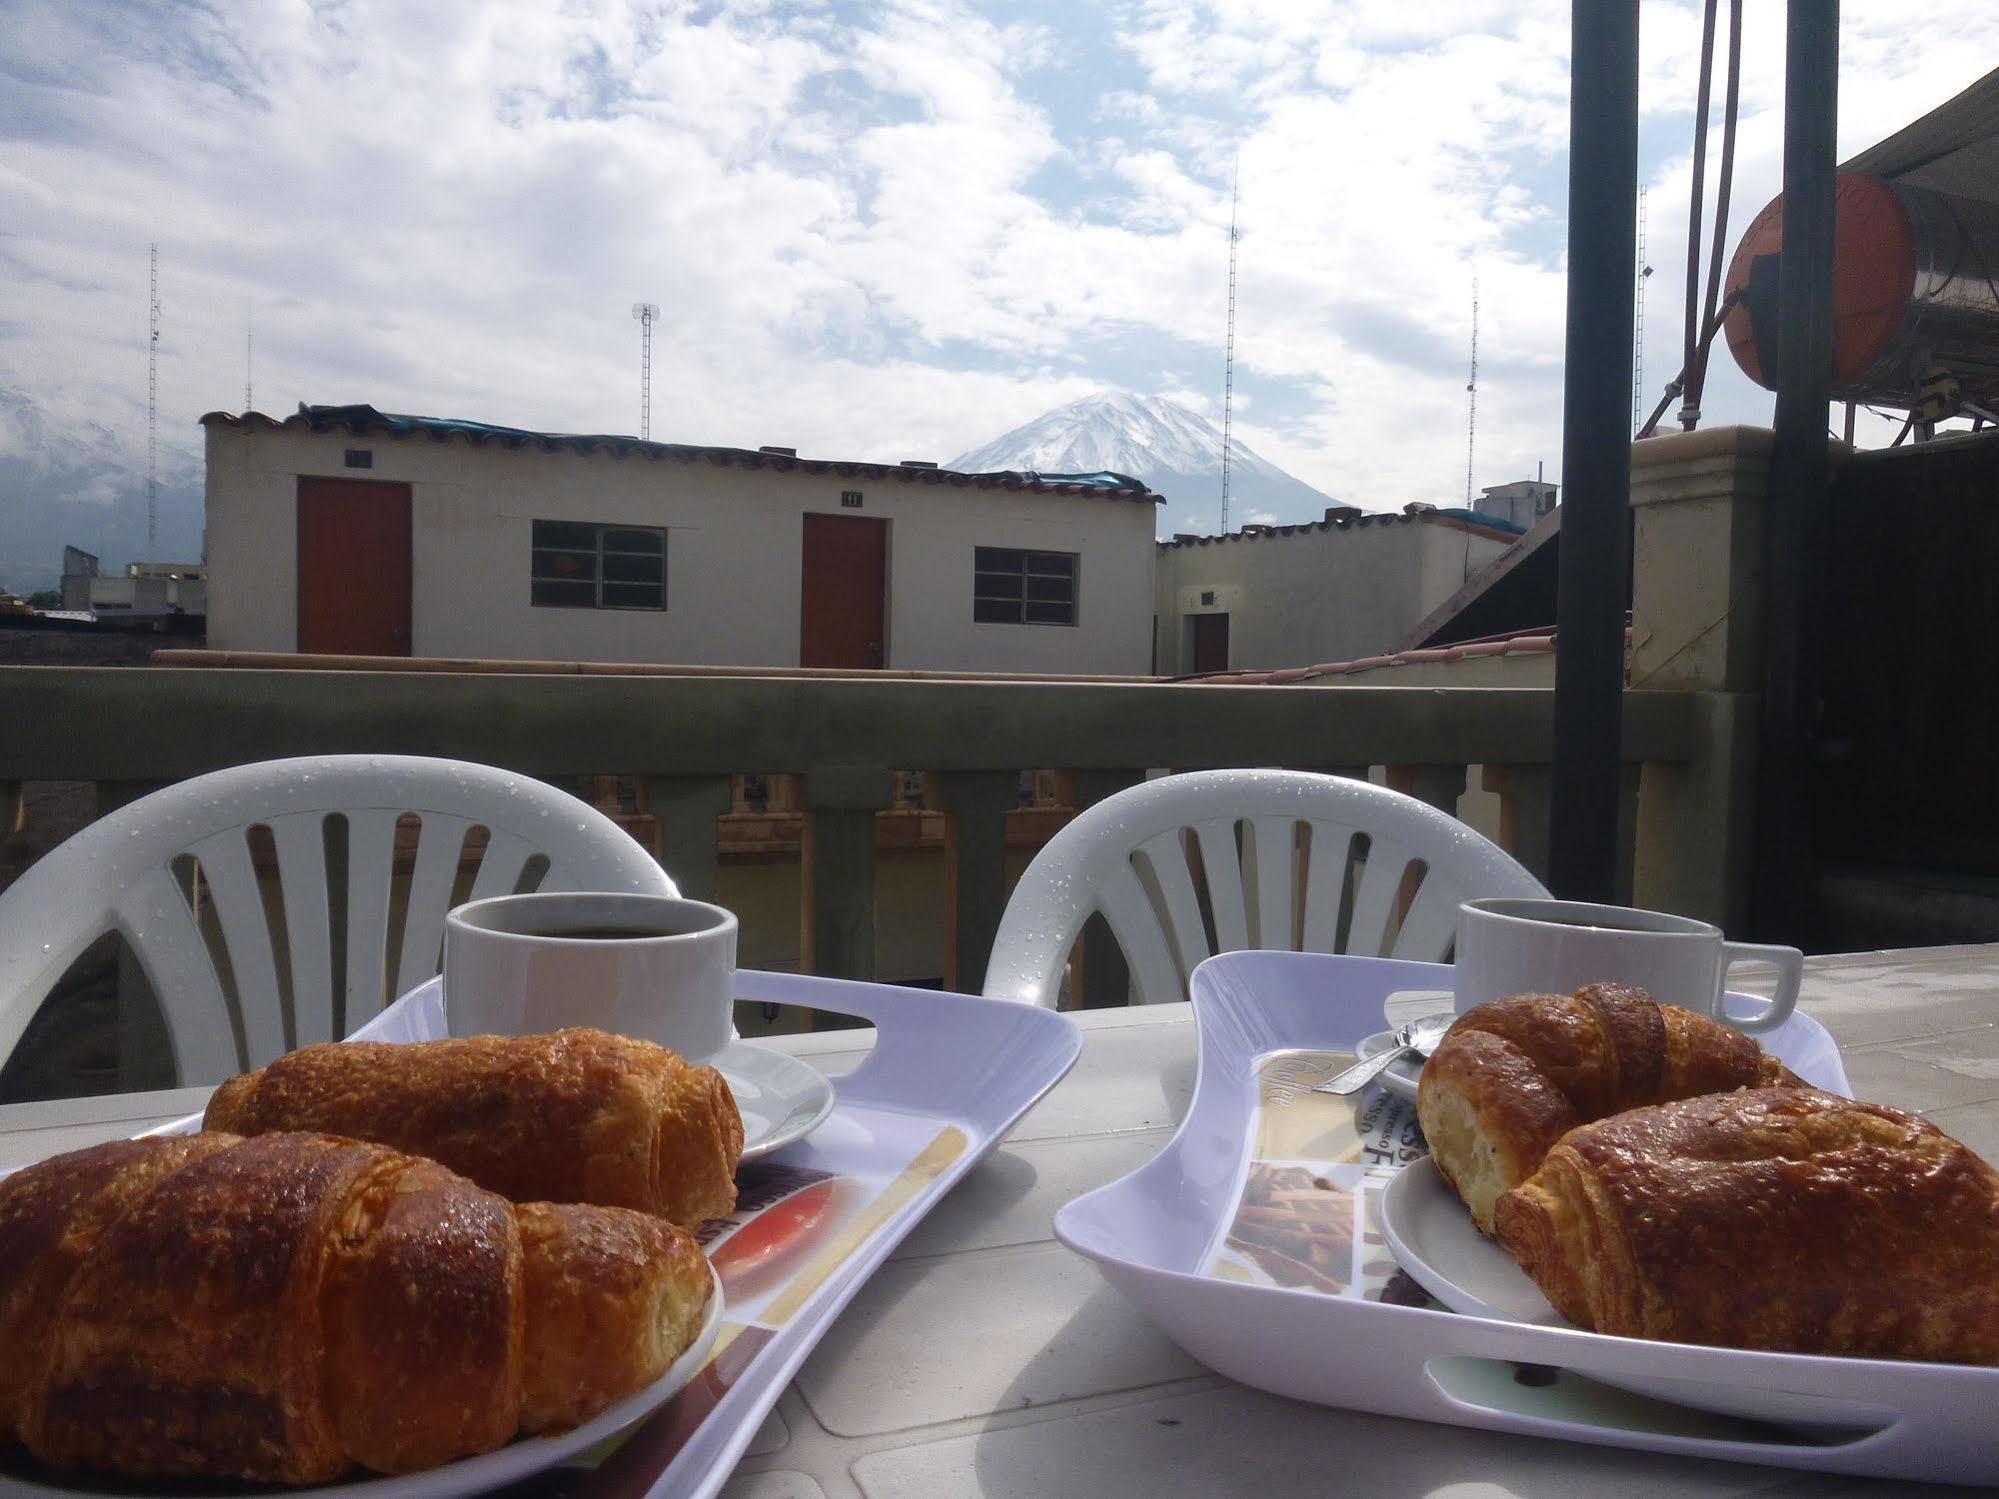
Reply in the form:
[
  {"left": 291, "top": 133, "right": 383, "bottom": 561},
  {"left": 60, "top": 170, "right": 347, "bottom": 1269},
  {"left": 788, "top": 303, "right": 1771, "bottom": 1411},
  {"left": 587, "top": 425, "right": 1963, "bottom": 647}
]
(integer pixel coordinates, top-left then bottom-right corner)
[{"left": 0, "top": 663, "right": 1754, "bottom": 1014}]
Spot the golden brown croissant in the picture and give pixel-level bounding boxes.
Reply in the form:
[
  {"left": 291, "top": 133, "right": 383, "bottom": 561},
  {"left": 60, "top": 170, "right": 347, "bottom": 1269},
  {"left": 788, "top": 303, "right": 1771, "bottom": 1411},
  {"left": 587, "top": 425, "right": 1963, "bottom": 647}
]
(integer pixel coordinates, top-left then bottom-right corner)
[
  {"left": 205, "top": 1026, "right": 743, "bottom": 1227},
  {"left": 1416, "top": 983, "right": 1797, "bottom": 1232},
  {"left": 1494, "top": 1087, "right": 1999, "bottom": 1362},
  {"left": 0, "top": 1131, "right": 714, "bottom": 1482}
]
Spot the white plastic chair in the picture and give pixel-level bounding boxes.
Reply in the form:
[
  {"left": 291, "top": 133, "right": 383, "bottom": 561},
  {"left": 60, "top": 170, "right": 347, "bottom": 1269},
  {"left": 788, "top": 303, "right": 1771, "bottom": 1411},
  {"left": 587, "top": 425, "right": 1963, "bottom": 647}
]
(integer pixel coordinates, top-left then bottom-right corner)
[
  {"left": 0, "top": 755, "right": 676, "bottom": 1083},
  {"left": 983, "top": 769, "right": 1549, "bottom": 1007}
]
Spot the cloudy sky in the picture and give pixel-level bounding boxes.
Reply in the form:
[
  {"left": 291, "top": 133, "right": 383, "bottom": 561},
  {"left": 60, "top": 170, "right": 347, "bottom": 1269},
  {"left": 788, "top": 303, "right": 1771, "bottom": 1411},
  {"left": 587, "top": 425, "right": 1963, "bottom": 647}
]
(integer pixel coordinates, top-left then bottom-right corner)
[{"left": 1, "top": 0, "right": 1993, "bottom": 587}]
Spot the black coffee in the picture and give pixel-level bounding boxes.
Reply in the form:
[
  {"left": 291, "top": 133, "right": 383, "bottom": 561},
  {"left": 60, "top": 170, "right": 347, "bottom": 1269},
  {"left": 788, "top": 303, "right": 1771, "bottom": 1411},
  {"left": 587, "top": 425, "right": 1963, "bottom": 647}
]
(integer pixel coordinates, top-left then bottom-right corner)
[
  {"left": 524, "top": 926, "right": 685, "bottom": 940},
  {"left": 1543, "top": 918, "right": 1659, "bottom": 933}
]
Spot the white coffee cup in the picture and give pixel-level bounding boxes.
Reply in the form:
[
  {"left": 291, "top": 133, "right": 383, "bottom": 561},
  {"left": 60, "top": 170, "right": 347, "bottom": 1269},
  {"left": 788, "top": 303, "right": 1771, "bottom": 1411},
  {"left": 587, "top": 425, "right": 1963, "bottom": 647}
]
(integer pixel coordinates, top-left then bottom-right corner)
[
  {"left": 442, "top": 892, "right": 737, "bottom": 1059},
  {"left": 1454, "top": 897, "right": 1802, "bottom": 1035}
]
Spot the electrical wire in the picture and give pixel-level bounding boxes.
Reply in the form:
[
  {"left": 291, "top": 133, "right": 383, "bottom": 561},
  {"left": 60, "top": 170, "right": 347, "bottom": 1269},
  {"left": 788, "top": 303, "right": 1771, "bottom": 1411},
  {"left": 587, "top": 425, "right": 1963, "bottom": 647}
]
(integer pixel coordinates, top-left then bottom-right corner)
[
  {"left": 1636, "top": 287, "right": 1745, "bottom": 440},
  {"left": 1686, "top": 0, "right": 1741, "bottom": 422},
  {"left": 1680, "top": 0, "right": 1719, "bottom": 432}
]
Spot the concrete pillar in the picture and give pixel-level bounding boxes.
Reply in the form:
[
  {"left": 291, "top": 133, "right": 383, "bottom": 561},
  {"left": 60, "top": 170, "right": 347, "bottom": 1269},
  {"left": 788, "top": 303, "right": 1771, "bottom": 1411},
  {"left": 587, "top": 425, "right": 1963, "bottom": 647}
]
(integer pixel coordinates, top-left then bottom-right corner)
[
  {"left": 801, "top": 765, "right": 892, "bottom": 984},
  {"left": 928, "top": 770, "right": 1020, "bottom": 995},
  {"left": 645, "top": 774, "right": 733, "bottom": 903},
  {"left": 1481, "top": 765, "right": 1552, "bottom": 885},
  {"left": 1629, "top": 425, "right": 1774, "bottom": 691},
  {"left": 1385, "top": 764, "right": 1467, "bottom": 817},
  {"left": 1627, "top": 425, "right": 1774, "bottom": 929}
]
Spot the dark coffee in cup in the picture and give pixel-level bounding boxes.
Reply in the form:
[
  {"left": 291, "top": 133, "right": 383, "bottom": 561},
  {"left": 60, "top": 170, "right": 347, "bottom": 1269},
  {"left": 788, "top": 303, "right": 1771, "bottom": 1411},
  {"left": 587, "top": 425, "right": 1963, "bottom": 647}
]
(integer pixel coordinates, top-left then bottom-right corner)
[{"left": 525, "top": 926, "right": 682, "bottom": 940}]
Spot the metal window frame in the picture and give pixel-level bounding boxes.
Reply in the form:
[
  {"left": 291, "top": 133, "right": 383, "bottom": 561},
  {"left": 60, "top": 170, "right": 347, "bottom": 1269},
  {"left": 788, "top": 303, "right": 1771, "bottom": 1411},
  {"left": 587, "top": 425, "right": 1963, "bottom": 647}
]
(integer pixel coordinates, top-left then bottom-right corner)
[
  {"left": 972, "top": 546, "right": 1079, "bottom": 627},
  {"left": 530, "top": 519, "right": 668, "bottom": 611}
]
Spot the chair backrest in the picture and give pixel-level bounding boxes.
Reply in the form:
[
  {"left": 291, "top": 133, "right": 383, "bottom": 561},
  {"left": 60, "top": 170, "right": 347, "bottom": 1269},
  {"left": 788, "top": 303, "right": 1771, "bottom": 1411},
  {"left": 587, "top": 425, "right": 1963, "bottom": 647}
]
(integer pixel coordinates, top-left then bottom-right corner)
[
  {"left": 982, "top": 769, "right": 1549, "bottom": 1007},
  {"left": 0, "top": 755, "right": 676, "bottom": 1083}
]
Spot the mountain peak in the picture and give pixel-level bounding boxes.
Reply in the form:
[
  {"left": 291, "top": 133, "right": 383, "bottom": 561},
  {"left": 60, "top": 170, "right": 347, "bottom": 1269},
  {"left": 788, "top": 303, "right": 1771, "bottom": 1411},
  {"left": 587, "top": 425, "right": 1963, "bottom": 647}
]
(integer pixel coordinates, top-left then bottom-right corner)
[
  {"left": 947, "top": 389, "right": 1336, "bottom": 523},
  {"left": 951, "top": 390, "right": 1223, "bottom": 477}
]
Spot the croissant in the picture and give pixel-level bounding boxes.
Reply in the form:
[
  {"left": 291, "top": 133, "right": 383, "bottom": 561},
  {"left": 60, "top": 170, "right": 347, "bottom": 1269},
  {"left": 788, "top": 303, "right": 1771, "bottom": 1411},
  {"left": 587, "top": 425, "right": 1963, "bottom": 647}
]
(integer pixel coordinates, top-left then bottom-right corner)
[
  {"left": 0, "top": 1131, "right": 714, "bottom": 1482},
  {"left": 1494, "top": 1087, "right": 1999, "bottom": 1362},
  {"left": 205, "top": 1027, "right": 743, "bottom": 1227},
  {"left": 1416, "top": 983, "right": 1797, "bottom": 1232}
]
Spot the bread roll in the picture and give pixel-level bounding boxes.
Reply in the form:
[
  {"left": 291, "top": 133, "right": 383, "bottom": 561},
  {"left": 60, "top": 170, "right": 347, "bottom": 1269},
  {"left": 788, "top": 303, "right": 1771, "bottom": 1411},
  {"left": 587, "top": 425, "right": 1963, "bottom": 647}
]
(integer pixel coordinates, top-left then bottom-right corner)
[
  {"left": 517, "top": 1201, "right": 711, "bottom": 1433},
  {"left": 0, "top": 1133, "right": 237, "bottom": 1437},
  {"left": 1495, "top": 1087, "right": 1999, "bottom": 1362},
  {"left": 205, "top": 1027, "right": 743, "bottom": 1227},
  {"left": 0, "top": 1132, "right": 713, "bottom": 1482},
  {"left": 1416, "top": 984, "right": 1796, "bottom": 1232}
]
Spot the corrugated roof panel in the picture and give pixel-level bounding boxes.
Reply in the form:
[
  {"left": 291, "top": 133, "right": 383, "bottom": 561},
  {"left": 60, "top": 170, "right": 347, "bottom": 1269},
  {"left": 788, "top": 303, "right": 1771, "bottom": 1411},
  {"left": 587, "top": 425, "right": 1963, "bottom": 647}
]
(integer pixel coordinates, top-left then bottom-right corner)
[{"left": 200, "top": 405, "right": 1164, "bottom": 504}]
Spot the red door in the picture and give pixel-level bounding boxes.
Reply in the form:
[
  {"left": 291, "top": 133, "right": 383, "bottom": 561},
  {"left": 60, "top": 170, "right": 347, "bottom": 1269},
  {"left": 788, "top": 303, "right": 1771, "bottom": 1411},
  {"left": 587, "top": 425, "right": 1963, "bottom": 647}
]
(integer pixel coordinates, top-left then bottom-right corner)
[
  {"left": 1192, "top": 612, "right": 1230, "bottom": 674},
  {"left": 800, "top": 514, "right": 887, "bottom": 668},
  {"left": 297, "top": 477, "right": 412, "bottom": 656}
]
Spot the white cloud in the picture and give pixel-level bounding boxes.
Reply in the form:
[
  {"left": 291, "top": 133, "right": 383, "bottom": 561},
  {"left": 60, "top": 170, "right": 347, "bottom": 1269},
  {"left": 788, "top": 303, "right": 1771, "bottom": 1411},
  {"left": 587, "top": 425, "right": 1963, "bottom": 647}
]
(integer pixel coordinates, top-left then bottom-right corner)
[{"left": 0, "top": 0, "right": 1991, "bottom": 587}]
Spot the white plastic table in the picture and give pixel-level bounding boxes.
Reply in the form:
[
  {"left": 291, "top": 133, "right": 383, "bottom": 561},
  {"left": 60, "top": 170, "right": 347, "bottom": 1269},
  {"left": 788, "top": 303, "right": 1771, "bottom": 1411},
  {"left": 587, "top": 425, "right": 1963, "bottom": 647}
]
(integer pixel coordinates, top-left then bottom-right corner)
[{"left": 3, "top": 944, "right": 1997, "bottom": 1498}]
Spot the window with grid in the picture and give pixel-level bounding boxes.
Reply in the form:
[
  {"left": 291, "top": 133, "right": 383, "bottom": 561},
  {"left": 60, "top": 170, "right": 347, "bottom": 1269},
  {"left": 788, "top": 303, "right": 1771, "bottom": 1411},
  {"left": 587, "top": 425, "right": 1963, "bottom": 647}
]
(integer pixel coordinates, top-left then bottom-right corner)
[
  {"left": 530, "top": 520, "right": 666, "bottom": 610},
  {"left": 973, "top": 547, "right": 1078, "bottom": 626}
]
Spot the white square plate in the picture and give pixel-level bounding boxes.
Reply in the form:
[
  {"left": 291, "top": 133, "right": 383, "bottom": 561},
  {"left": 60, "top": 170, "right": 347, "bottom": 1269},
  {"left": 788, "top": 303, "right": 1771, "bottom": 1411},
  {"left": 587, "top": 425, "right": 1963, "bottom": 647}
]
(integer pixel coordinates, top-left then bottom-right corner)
[{"left": 1054, "top": 950, "right": 1999, "bottom": 1487}]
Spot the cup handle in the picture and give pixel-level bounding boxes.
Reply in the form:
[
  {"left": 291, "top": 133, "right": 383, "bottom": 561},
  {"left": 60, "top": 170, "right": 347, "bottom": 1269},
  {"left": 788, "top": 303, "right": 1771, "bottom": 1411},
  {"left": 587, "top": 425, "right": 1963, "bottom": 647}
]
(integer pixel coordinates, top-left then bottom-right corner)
[{"left": 1717, "top": 942, "right": 1803, "bottom": 1034}]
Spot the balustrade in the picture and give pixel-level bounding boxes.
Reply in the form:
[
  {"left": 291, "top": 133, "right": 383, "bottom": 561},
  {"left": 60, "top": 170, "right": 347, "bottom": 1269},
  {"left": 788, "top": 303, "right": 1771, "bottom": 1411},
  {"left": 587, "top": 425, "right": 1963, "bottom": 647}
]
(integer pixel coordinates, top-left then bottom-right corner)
[{"left": 1, "top": 665, "right": 1746, "bottom": 1010}]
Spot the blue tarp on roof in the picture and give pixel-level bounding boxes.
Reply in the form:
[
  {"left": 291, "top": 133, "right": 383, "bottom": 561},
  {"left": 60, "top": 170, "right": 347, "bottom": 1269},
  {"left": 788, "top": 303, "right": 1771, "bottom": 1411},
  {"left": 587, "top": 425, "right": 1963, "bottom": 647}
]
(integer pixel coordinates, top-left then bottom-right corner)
[
  {"left": 299, "top": 404, "right": 616, "bottom": 443},
  {"left": 1430, "top": 506, "right": 1528, "bottom": 536},
  {"left": 960, "top": 468, "right": 1150, "bottom": 491}
]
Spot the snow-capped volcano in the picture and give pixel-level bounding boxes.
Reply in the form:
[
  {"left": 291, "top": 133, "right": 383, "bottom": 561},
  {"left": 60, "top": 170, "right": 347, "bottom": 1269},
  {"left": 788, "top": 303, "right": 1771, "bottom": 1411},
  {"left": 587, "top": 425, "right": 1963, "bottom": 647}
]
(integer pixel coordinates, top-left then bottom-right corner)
[{"left": 948, "top": 390, "right": 1338, "bottom": 527}]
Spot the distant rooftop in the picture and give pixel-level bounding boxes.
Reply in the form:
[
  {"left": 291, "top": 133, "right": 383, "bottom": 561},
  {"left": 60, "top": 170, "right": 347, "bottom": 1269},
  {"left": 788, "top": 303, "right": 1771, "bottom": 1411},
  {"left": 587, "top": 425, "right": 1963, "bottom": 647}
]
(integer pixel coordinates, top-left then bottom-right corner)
[
  {"left": 1183, "top": 622, "right": 1632, "bottom": 685},
  {"left": 1160, "top": 501, "right": 1526, "bottom": 548},
  {"left": 200, "top": 404, "right": 1165, "bottom": 504}
]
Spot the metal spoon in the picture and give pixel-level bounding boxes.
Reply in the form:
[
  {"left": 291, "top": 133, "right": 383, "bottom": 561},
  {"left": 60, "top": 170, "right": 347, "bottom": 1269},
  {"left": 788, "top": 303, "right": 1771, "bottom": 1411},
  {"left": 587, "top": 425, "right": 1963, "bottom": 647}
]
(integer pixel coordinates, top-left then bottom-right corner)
[{"left": 1313, "top": 1012, "right": 1456, "bottom": 1096}]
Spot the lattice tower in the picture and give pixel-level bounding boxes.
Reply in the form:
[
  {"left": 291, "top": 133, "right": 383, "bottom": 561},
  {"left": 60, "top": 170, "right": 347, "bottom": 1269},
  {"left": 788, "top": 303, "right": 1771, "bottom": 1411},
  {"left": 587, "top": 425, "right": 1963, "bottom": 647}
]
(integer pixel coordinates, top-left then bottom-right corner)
[
  {"left": 1633, "top": 186, "right": 1648, "bottom": 433},
  {"left": 1220, "top": 161, "right": 1238, "bottom": 533},
  {"left": 147, "top": 244, "right": 159, "bottom": 548},
  {"left": 1466, "top": 276, "right": 1479, "bottom": 504},
  {"left": 631, "top": 303, "right": 660, "bottom": 440}
]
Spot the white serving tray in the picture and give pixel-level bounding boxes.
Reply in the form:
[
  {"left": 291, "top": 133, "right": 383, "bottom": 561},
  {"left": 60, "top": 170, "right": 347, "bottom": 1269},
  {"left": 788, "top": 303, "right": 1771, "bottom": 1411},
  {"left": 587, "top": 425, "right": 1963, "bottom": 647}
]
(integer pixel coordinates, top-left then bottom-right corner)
[
  {"left": 1053, "top": 949, "right": 1999, "bottom": 1487},
  {"left": 109, "top": 971, "right": 1079, "bottom": 1499}
]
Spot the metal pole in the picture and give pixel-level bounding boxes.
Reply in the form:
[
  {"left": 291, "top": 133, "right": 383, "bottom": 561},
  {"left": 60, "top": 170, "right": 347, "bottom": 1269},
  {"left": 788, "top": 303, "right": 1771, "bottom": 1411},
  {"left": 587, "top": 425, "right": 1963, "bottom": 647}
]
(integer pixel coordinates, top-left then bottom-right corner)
[
  {"left": 1549, "top": 0, "right": 1640, "bottom": 901},
  {"left": 1750, "top": 2, "right": 1838, "bottom": 941}
]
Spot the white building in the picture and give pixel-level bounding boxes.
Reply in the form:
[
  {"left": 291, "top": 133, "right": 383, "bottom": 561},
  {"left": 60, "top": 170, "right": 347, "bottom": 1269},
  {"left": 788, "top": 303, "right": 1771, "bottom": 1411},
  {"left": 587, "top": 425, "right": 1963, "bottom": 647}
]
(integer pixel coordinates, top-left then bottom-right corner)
[
  {"left": 1153, "top": 504, "right": 1526, "bottom": 675},
  {"left": 1471, "top": 479, "right": 1558, "bottom": 532},
  {"left": 58, "top": 550, "right": 207, "bottom": 617},
  {"left": 201, "top": 405, "right": 1162, "bottom": 674}
]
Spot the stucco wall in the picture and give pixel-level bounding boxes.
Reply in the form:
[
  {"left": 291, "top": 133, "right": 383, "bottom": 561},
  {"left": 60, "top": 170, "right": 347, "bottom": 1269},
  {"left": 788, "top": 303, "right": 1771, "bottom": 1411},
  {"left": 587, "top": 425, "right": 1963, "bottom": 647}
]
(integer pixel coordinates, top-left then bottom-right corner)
[
  {"left": 1152, "top": 517, "right": 1513, "bottom": 674},
  {"left": 1416, "top": 522, "right": 1512, "bottom": 624},
  {"left": 205, "top": 426, "right": 1157, "bottom": 673}
]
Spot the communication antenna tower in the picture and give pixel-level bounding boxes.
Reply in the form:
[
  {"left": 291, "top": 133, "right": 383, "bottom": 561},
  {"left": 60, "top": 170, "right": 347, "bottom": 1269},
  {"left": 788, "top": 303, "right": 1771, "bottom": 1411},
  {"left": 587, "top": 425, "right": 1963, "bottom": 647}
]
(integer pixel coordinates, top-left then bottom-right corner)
[
  {"left": 1633, "top": 186, "right": 1648, "bottom": 433},
  {"left": 245, "top": 300, "right": 254, "bottom": 412},
  {"left": 147, "top": 243, "right": 160, "bottom": 548},
  {"left": 1219, "top": 159, "right": 1238, "bottom": 534},
  {"left": 1465, "top": 275, "right": 1478, "bottom": 504},
  {"left": 631, "top": 303, "right": 659, "bottom": 440}
]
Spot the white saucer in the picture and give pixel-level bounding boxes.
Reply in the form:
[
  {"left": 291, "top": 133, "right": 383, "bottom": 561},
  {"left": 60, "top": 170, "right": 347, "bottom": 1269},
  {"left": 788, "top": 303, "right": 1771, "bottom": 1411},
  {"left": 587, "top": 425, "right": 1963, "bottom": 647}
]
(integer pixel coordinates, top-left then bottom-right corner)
[
  {"left": 715, "top": 1041, "right": 837, "bottom": 1162},
  {"left": 1379, "top": 1157, "right": 1892, "bottom": 1432},
  {"left": 1351, "top": 1027, "right": 1425, "bottom": 1102}
]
